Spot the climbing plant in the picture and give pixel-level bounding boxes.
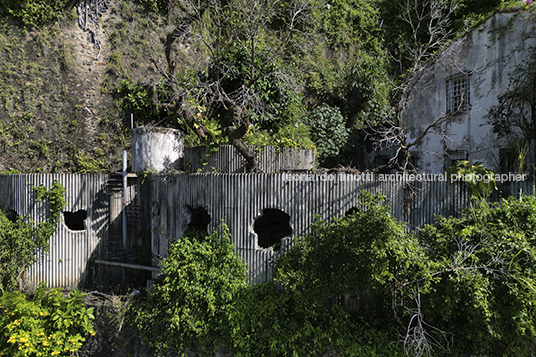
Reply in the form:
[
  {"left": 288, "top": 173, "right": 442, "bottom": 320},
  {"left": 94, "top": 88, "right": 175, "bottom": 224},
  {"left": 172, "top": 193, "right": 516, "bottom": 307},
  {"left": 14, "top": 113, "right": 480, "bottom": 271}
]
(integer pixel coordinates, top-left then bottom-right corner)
[{"left": 0, "top": 180, "right": 66, "bottom": 292}]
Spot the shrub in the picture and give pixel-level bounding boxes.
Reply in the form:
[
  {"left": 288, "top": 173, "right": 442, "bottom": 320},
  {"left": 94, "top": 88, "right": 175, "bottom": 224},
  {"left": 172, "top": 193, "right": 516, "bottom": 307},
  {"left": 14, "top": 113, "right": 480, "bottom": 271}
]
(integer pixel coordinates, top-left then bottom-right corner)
[
  {"left": 304, "top": 104, "right": 349, "bottom": 165},
  {"left": 128, "top": 223, "right": 247, "bottom": 355},
  {"left": 271, "top": 190, "right": 417, "bottom": 355},
  {"left": 0, "top": 0, "right": 71, "bottom": 27},
  {"left": 0, "top": 283, "right": 95, "bottom": 357},
  {"left": 273, "top": 191, "right": 536, "bottom": 356},
  {"left": 244, "top": 123, "right": 316, "bottom": 150},
  {"left": 417, "top": 197, "right": 536, "bottom": 356},
  {"left": 229, "top": 281, "right": 405, "bottom": 357},
  {"left": 129, "top": 191, "right": 536, "bottom": 356}
]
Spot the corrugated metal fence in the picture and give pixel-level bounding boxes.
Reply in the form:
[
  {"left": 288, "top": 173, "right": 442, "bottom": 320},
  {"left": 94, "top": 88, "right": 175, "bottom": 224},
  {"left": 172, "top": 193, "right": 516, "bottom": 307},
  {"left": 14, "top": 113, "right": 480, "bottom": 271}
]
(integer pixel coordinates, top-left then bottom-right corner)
[
  {"left": 150, "top": 173, "right": 535, "bottom": 283},
  {"left": 0, "top": 174, "right": 108, "bottom": 289},
  {"left": 182, "top": 145, "right": 315, "bottom": 173},
  {"left": 1, "top": 173, "right": 534, "bottom": 287}
]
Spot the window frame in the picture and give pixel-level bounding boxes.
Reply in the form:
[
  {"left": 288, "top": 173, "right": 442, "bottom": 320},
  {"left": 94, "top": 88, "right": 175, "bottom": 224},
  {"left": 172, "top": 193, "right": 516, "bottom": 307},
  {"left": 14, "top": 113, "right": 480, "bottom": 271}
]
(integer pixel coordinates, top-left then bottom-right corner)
[{"left": 446, "top": 73, "right": 471, "bottom": 115}]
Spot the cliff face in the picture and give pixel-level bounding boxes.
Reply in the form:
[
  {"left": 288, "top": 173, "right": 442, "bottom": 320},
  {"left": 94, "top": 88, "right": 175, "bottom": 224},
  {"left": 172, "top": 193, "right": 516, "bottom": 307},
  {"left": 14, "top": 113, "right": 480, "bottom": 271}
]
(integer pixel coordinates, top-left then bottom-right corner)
[{"left": 0, "top": 1, "right": 172, "bottom": 173}]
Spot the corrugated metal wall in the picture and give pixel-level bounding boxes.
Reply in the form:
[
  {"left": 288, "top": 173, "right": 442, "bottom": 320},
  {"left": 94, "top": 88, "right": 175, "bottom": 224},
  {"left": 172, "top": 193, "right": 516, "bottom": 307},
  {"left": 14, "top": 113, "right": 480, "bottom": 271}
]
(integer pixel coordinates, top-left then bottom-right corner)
[
  {"left": 1, "top": 173, "right": 533, "bottom": 287},
  {"left": 149, "top": 173, "right": 535, "bottom": 284},
  {"left": 183, "top": 145, "right": 315, "bottom": 173},
  {"left": 0, "top": 174, "right": 108, "bottom": 289}
]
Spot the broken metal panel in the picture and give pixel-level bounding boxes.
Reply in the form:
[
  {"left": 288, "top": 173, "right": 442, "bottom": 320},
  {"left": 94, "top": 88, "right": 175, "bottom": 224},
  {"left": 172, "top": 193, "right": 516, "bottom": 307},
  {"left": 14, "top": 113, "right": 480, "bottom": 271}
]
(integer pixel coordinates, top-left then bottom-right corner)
[{"left": 2, "top": 173, "right": 534, "bottom": 288}]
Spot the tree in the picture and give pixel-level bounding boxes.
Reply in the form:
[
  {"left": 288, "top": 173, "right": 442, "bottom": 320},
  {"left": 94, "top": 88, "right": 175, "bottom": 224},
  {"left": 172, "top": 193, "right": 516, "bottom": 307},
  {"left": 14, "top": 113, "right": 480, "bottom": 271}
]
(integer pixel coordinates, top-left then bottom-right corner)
[
  {"left": 303, "top": 0, "right": 392, "bottom": 128},
  {"left": 486, "top": 45, "right": 536, "bottom": 173},
  {"left": 367, "top": 0, "right": 461, "bottom": 172},
  {"left": 149, "top": 0, "right": 312, "bottom": 171}
]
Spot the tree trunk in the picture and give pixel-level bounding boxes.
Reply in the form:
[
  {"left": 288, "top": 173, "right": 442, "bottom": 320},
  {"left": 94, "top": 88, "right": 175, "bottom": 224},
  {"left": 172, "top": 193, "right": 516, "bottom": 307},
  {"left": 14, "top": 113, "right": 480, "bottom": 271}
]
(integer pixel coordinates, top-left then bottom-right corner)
[{"left": 223, "top": 124, "right": 258, "bottom": 172}]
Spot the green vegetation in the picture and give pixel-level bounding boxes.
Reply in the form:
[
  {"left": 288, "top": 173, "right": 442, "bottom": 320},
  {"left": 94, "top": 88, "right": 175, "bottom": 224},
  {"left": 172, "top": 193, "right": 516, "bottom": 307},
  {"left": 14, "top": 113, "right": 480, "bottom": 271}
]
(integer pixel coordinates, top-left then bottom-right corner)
[
  {"left": 0, "top": 180, "right": 65, "bottom": 292},
  {"left": 446, "top": 160, "right": 498, "bottom": 198},
  {"left": 0, "top": 181, "right": 94, "bottom": 357},
  {"left": 0, "top": 0, "right": 519, "bottom": 171},
  {"left": 129, "top": 223, "right": 247, "bottom": 355},
  {"left": 0, "top": 14, "right": 126, "bottom": 173},
  {"left": 0, "top": 284, "right": 95, "bottom": 357},
  {"left": 105, "top": 0, "right": 512, "bottom": 169},
  {"left": 415, "top": 197, "right": 536, "bottom": 356},
  {"left": 304, "top": 104, "right": 349, "bottom": 165},
  {"left": 129, "top": 191, "right": 536, "bottom": 356},
  {"left": 0, "top": 0, "right": 72, "bottom": 27}
]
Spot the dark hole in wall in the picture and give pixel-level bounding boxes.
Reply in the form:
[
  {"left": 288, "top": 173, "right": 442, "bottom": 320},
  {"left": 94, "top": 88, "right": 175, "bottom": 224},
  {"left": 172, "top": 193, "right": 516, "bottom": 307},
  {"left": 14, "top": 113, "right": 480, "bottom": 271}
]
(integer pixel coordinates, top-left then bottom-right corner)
[
  {"left": 254, "top": 209, "right": 292, "bottom": 251},
  {"left": 185, "top": 206, "right": 211, "bottom": 236},
  {"left": 345, "top": 207, "right": 360, "bottom": 217},
  {"left": 4, "top": 209, "right": 18, "bottom": 223},
  {"left": 63, "top": 210, "right": 88, "bottom": 231}
]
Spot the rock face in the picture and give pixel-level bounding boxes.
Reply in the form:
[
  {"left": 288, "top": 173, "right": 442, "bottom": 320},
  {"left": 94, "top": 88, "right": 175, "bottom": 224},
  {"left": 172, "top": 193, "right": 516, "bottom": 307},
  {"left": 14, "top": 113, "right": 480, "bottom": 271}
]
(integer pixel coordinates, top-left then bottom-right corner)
[
  {"left": 0, "top": 7, "right": 117, "bottom": 173},
  {"left": 0, "top": 2, "right": 173, "bottom": 173}
]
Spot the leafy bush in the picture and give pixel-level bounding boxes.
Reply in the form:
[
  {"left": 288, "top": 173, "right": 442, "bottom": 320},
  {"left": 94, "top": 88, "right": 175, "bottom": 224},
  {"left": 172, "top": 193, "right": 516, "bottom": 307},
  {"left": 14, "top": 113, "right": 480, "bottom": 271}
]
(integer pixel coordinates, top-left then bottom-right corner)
[
  {"left": 244, "top": 123, "right": 316, "bottom": 150},
  {"left": 0, "top": 283, "right": 95, "bottom": 357},
  {"left": 114, "top": 79, "right": 173, "bottom": 127},
  {"left": 202, "top": 41, "right": 304, "bottom": 134},
  {"left": 128, "top": 191, "right": 536, "bottom": 356},
  {"left": 268, "top": 191, "right": 417, "bottom": 356},
  {"left": 0, "top": 180, "right": 66, "bottom": 292},
  {"left": 276, "top": 191, "right": 422, "bottom": 310},
  {"left": 446, "top": 160, "right": 497, "bottom": 198},
  {"left": 417, "top": 197, "right": 536, "bottom": 356},
  {"left": 262, "top": 191, "right": 536, "bottom": 356},
  {"left": 0, "top": 0, "right": 71, "bottom": 27},
  {"left": 229, "top": 280, "right": 405, "bottom": 357},
  {"left": 128, "top": 223, "right": 247, "bottom": 355},
  {"left": 305, "top": 104, "right": 349, "bottom": 164}
]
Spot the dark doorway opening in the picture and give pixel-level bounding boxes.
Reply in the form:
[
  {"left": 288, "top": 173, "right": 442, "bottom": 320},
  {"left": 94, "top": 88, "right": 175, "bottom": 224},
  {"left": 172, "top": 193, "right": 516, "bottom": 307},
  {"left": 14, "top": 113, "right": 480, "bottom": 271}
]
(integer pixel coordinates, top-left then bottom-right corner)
[
  {"left": 185, "top": 206, "right": 211, "bottom": 237},
  {"left": 254, "top": 209, "right": 292, "bottom": 251},
  {"left": 63, "top": 210, "right": 88, "bottom": 231}
]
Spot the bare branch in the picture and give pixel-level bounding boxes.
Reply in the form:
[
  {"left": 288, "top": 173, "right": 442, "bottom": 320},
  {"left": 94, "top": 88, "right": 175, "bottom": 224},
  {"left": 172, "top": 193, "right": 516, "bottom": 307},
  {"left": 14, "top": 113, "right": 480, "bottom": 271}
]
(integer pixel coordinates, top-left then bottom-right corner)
[{"left": 367, "top": 0, "right": 460, "bottom": 172}]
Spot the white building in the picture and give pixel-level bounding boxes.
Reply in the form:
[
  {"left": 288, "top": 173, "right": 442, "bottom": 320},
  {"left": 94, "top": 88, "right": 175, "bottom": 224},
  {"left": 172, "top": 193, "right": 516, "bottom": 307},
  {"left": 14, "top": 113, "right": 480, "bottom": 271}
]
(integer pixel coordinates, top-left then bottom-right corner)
[{"left": 403, "top": 8, "right": 536, "bottom": 174}]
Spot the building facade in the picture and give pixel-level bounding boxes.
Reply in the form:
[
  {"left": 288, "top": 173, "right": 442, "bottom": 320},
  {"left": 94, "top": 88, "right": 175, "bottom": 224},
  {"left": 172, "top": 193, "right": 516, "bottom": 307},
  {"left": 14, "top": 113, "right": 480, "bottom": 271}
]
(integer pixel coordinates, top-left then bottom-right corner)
[{"left": 403, "top": 9, "right": 536, "bottom": 173}]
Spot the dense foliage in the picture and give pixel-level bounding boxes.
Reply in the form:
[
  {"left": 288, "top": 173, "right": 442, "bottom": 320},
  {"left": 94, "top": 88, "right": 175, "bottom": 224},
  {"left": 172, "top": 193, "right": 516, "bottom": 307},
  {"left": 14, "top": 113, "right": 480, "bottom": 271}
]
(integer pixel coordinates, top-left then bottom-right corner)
[
  {"left": 0, "top": 0, "right": 72, "bottom": 27},
  {"left": 0, "top": 0, "right": 518, "bottom": 171},
  {"left": 130, "top": 191, "right": 536, "bottom": 356},
  {"left": 417, "top": 197, "right": 536, "bottom": 356},
  {"left": 446, "top": 160, "right": 497, "bottom": 198},
  {"left": 305, "top": 104, "right": 349, "bottom": 165},
  {"left": 0, "top": 180, "right": 66, "bottom": 292},
  {"left": 231, "top": 191, "right": 412, "bottom": 356},
  {"left": 128, "top": 223, "right": 247, "bottom": 355},
  {"left": 110, "top": 0, "right": 512, "bottom": 168},
  {"left": 0, "top": 283, "right": 95, "bottom": 357}
]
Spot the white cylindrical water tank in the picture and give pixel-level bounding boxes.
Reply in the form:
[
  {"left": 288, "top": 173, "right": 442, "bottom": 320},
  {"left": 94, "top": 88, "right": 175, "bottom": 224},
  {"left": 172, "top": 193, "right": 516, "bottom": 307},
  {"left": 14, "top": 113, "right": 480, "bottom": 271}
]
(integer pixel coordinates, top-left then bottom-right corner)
[{"left": 132, "top": 126, "right": 183, "bottom": 173}]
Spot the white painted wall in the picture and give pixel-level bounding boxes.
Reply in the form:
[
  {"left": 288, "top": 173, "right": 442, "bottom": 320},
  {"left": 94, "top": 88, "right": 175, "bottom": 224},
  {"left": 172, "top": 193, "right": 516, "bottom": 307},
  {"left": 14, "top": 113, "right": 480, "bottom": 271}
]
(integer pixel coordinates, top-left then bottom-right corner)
[{"left": 404, "top": 10, "right": 536, "bottom": 174}]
